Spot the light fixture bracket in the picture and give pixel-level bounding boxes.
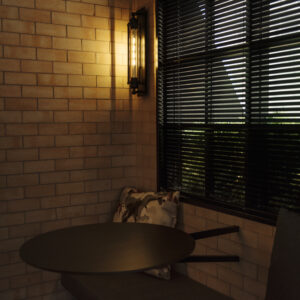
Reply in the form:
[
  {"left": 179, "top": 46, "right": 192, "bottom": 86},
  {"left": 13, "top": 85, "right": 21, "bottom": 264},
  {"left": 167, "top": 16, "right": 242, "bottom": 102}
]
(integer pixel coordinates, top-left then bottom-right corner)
[{"left": 127, "top": 8, "right": 147, "bottom": 96}]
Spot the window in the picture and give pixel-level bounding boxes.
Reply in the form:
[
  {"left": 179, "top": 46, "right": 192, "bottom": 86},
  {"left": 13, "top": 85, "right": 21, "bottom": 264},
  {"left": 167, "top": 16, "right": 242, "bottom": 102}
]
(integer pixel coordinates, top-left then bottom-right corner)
[{"left": 157, "top": 0, "right": 300, "bottom": 222}]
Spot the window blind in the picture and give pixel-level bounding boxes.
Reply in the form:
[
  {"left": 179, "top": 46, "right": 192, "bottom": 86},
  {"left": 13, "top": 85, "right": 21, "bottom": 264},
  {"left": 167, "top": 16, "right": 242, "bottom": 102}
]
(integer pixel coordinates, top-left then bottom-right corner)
[{"left": 157, "top": 0, "right": 300, "bottom": 221}]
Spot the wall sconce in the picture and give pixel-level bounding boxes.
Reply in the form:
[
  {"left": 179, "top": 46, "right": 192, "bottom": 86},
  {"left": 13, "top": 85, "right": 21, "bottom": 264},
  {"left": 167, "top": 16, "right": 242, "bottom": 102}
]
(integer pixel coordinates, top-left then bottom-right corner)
[{"left": 128, "top": 8, "right": 147, "bottom": 96}]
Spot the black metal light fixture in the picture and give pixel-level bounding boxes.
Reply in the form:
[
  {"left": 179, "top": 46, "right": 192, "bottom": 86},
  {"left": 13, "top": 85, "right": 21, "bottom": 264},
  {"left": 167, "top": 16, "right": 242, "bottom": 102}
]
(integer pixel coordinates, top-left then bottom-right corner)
[{"left": 127, "top": 8, "right": 147, "bottom": 96}]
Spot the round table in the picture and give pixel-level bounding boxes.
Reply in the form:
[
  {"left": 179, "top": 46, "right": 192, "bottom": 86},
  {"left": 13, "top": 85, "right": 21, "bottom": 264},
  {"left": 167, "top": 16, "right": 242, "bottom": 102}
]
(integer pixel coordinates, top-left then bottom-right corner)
[{"left": 20, "top": 222, "right": 195, "bottom": 274}]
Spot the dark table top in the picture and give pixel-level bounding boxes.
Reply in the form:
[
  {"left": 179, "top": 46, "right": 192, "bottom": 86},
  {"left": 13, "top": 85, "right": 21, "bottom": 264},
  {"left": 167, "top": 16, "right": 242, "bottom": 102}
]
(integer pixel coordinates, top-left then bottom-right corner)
[{"left": 20, "top": 222, "right": 195, "bottom": 274}]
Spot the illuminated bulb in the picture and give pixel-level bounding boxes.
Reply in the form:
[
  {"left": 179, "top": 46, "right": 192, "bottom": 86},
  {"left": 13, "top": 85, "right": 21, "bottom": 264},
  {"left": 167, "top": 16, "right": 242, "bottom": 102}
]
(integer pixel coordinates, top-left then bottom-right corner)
[{"left": 132, "top": 36, "right": 137, "bottom": 67}]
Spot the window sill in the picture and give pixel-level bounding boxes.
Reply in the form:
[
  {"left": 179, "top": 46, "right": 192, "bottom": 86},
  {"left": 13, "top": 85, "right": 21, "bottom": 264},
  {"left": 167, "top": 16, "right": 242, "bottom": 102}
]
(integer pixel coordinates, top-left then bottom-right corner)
[{"left": 181, "top": 196, "right": 276, "bottom": 226}]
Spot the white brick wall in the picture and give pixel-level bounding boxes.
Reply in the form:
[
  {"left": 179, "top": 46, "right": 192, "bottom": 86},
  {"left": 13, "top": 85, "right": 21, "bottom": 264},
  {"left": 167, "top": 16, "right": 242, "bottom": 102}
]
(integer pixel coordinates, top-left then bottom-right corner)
[
  {"left": 0, "top": 0, "right": 138, "bottom": 298},
  {"left": 175, "top": 203, "right": 275, "bottom": 300}
]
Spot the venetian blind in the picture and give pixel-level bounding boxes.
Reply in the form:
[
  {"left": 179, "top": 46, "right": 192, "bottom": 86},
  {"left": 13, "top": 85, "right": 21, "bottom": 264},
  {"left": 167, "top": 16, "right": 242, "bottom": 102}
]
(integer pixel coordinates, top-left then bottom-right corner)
[{"left": 157, "top": 0, "right": 300, "bottom": 221}]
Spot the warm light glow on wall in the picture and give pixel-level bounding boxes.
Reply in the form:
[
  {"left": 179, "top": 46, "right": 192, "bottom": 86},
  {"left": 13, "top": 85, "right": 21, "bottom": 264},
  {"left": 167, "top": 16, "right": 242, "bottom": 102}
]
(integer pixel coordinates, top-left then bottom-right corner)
[{"left": 155, "top": 37, "right": 158, "bottom": 71}]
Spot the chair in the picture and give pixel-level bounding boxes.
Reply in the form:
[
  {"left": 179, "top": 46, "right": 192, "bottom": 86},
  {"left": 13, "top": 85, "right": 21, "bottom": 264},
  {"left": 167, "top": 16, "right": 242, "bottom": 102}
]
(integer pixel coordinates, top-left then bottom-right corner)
[{"left": 265, "top": 208, "right": 300, "bottom": 300}]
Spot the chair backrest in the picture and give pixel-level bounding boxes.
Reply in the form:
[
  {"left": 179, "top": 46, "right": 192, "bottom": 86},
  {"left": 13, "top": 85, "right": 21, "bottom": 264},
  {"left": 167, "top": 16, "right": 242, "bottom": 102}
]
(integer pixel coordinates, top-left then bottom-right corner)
[{"left": 265, "top": 208, "right": 300, "bottom": 300}]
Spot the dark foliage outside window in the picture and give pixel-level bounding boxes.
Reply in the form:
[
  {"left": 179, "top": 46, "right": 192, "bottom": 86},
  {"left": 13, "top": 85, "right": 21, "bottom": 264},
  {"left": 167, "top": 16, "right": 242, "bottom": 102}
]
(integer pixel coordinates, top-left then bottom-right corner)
[{"left": 157, "top": 0, "right": 300, "bottom": 222}]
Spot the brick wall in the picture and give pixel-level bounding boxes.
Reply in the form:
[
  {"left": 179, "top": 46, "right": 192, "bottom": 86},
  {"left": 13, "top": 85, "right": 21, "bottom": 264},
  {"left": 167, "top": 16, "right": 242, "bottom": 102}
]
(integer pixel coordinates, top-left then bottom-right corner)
[
  {"left": 176, "top": 204, "right": 275, "bottom": 300},
  {"left": 0, "top": 0, "right": 137, "bottom": 299}
]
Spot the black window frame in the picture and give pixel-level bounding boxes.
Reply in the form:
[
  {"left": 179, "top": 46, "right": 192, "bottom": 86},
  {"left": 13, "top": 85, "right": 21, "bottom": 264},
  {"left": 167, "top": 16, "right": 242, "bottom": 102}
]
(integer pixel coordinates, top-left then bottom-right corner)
[{"left": 157, "top": 0, "right": 300, "bottom": 224}]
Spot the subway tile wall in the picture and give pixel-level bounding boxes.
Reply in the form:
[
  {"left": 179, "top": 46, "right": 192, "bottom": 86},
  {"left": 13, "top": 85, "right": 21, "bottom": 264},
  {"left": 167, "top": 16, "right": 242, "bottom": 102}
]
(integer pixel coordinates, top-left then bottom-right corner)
[
  {"left": 175, "top": 204, "right": 275, "bottom": 300},
  {"left": 0, "top": 0, "right": 138, "bottom": 299}
]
